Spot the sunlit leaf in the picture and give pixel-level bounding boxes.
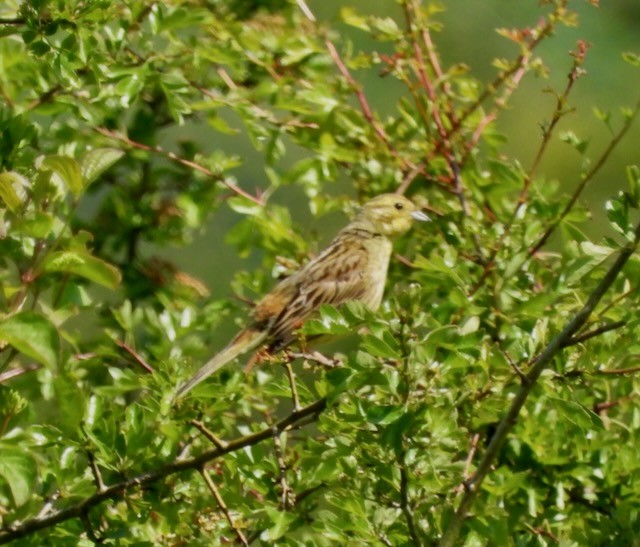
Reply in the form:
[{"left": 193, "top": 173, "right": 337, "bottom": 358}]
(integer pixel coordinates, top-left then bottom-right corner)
[
  {"left": 0, "top": 446, "right": 37, "bottom": 506},
  {"left": 40, "top": 155, "right": 83, "bottom": 196},
  {"left": 0, "top": 312, "right": 59, "bottom": 369},
  {"left": 42, "top": 251, "right": 121, "bottom": 289},
  {"left": 80, "top": 148, "right": 124, "bottom": 185}
]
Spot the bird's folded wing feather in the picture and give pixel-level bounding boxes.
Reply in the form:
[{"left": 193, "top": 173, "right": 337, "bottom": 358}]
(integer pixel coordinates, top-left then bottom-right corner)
[{"left": 265, "top": 237, "right": 370, "bottom": 343}]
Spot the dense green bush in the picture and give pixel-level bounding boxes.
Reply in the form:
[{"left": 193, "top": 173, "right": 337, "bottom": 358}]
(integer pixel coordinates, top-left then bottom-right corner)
[{"left": 1, "top": 1, "right": 639, "bottom": 544}]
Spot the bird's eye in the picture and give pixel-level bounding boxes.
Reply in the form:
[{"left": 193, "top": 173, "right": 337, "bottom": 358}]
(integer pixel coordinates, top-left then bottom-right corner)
[{"left": 394, "top": 202, "right": 404, "bottom": 210}]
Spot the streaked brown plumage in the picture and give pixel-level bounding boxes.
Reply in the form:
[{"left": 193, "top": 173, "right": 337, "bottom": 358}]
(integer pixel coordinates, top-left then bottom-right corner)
[{"left": 175, "top": 193, "right": 429, "bottom": 398}]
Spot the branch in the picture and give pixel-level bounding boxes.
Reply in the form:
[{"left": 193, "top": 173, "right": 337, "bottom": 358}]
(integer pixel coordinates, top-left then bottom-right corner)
[
  {"left": 0, "top": 399, "right": 327, "bottom": 544},
  {"left": 439, "top": 221, "right": 640, "bottom": 547},
  {"left": 296, "top": 0, "right": 409, "bottom": 168},
  {"left": 94, "top": 127, "right": 265, "bottom": 206},
  {"left": 562, "top": 320, "right": 626, "bottom": 348},
  {"left": 114, "top": 339, "right": 154, "bottom": 374},
  {"left": 199, "top": 468, "right": 249, "bottom": 546},
  {"left": 470, "top": 42, "right": 588, "bottom": 295},
  {"left": 530, "top": 97, "right": 640, "bottom": 256},
  {"left": 596, "top": 365, "right": 640, "bottom": 376},
  {"left": 399, "top": 450, "right": 421, "bottom": 545}
]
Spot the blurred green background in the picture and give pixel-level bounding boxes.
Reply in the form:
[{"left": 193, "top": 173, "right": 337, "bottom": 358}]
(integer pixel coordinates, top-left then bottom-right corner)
[{"left": 153, "top": 0, "right": 639, "bottom": 306}]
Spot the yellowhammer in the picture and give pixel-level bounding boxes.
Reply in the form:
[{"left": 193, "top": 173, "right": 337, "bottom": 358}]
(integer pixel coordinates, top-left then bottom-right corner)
[{"left": 175, "top": 193, "right": 429, "bottom": 398}]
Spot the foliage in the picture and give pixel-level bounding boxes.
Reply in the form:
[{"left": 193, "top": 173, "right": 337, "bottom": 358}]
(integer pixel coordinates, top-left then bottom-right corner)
[{"left": 1, "top": 0, "right": 639, "bottom": 544}]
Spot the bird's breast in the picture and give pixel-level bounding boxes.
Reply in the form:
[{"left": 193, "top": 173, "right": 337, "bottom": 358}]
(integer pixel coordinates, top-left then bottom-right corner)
[{"left": 361, "top": 237, "right": 392, "bottom": 310}]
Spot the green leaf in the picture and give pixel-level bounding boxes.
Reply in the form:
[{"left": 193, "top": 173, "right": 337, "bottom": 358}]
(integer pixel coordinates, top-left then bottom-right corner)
[
  {"left": 627, "top": 165, "right": 640, "bottom": 207},
  {"left": 0, "top": 312, "right": 59, "bottom": 369},
  {"left": 16, "top": 211, "right": 56, "bottom": 238},
  {"left": 622, "top": 51, "right": 640, "bottom": 67},
  {"left": 80, "top": 148, "right": 124, "bottom": 185},
  {"left": 366, "top": 404, "right": 404, "bottom": 425},
  {"left": 0, "top": 172, "right": 28, "bottom": 211},
  {"left": 548, "top": 397, "right": 603, "bottom": 431},
  {"left": 0, "top": 446, "right": 37, "bottom": 506},
  {"left": 40, "top": 155, "right": 83, "bottom": 196},
  {"left": 360, "top": 333, "right": 400, "bottom": 359},
  {"left": 261, "top": 507, "right": 296, "bottom": 541},
  {"left": 42, "top": 251, "right": 121, "bottom": 289}
]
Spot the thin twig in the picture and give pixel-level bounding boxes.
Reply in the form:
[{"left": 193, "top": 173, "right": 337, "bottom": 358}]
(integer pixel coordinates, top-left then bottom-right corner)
[
  {"left": 272, "top": 428, "right": 293, "bottom": 509},
  {"left": 283, "top": 360, "right": 301, "bottom": 411},
  {"left": 87, "top": 451, "right": 106, "bottom": 493},
  {"left": 399, "top": 449, "right": 421, "bottom": 545},
  {"left": 94, "top": 127, "right": 265, "bottom": 206},
  {"left": 189, "top": 420, "right": 228, "bottom": 450},
  {"left": 439, "top": 221, "right": 640, "bottom": 547},
  {"left": 199, "top": 468, "right": 249, "bottom": 547},
  {"left": 0, "top": 398, "right": 327, "bottom": 544},
  {"left": 562, "top": 320, "right": 626, "bottom": 348},
  {"left": 296, "top": 0, "right": 408, "bottom": 168},
  {"left": 593, "top": 394, "right": 637, "bottom": 414},
  {"left": 596, "top": 365, "right": 640, "bottom": 376},
  {"left": 80, "top": 510, "right": 103, "bottom": 544},
  {"left": 530, "top": 97, "right": 640, "bottom": 256},
  {"left": 470, "top": 42, "right": 588, "bottom": 295},
  {"left": 114, "top": 339, "right": 154, "bottom": 374},
  {"left": 455, "top": 433, "right": 481, "bottom": 495}
]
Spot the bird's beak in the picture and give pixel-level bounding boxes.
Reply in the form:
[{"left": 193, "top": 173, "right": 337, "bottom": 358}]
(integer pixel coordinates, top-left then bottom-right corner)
[{"left": 411, "top": 210, "right": 431, "bottom": 222}]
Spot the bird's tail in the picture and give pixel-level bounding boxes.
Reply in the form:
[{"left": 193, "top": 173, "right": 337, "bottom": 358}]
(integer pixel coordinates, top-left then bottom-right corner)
[{"left": 174, "top": 327, "right": 267, "bottom": 399}]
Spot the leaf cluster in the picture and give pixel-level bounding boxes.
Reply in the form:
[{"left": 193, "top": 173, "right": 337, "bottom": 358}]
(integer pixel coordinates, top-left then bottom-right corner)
[{"left": 1, "top": 0, "right": 640, "bottom": 545}]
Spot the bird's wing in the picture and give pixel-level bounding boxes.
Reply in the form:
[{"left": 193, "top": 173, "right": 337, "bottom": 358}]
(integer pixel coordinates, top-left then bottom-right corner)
[{"left": 263, "top": 234, "right": 370, "bottom": 344}]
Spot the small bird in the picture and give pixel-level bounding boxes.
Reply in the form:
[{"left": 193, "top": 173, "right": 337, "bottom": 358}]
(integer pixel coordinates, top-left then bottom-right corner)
[{"left": 175, "top": 193, "right": 429, "bottom": 398}]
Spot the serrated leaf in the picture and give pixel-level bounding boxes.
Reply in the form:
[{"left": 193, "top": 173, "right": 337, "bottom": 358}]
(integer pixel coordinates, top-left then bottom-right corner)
[
  {"left": 80, "top": 148, "right": 124, "bottom": 185},
  {"left": 0, "top": 312, "right": 59, "bottom": 369},
  {"left": 40, "top": 155, "right": 83, "bottom": 196},
  {"left": 0, "top": 446, "right": 37, "bottom": 506},
  {"left": 42, "top": 251, "right": 121, "bottom": 289}
]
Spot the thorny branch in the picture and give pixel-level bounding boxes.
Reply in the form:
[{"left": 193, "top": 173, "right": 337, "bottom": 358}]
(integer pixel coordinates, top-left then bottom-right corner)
[
  {"left": 0, "top": 399, "right": 327, "bottom": 544},
  {"left": 439, "top": 221, "right": 640, "bottom": 547}
]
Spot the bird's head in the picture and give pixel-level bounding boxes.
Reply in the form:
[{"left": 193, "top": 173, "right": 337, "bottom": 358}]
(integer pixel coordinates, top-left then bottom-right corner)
[{"left": 357, "top": 194, "right": 430, "bottom": 237}]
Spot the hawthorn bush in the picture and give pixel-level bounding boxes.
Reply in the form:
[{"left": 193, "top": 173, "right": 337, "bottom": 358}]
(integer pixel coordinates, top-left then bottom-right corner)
[{"left": 1, "top": 0, "right": 639, "bottom": 544}]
